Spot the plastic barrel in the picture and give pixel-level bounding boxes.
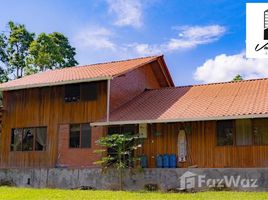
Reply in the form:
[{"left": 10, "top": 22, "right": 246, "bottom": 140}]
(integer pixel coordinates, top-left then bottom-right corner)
[
  {"left": 169, "top": 154, "right": 177, "bottom": 168},
  {"left": 163, "top": 154, "right": 169, "bottom": 168},
  {"left": 156, "top": 155, "right": 163, "bottom": 168},
  {"left": 140, "top": 155, "right": 147, "bottom": 168}
]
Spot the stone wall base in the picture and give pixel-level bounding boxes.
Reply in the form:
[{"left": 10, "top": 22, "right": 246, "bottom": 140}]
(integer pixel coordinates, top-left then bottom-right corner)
[{"left": 0, "top": 168, "right": 267, "bottom": 191}]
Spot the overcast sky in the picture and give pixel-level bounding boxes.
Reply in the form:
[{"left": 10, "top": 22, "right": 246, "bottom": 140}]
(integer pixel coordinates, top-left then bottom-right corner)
[{"left": 1, "top": 0, "right": 268, "bottom": 85}]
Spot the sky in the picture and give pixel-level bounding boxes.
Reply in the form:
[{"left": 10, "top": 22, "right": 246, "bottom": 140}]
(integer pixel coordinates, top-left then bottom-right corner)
[{"left": 1, "top": 0, "right": 268, "bottom": 86}]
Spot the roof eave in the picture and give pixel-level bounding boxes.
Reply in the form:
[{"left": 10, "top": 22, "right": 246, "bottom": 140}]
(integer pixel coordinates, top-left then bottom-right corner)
[
  {"left": 90, "top": 113, "right": 268, "bottom": 126},
  {"left": 157, "top": 55, "right": 175, "bottom": 87},
  {"left": 0, "top": 76, "right": 113, "bottom": 91}
]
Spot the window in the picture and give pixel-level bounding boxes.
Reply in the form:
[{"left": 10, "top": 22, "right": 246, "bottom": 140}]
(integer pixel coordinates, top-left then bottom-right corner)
[
  {"left": 64, "top": 83, "right": 98, "bottom": 103},
  {"left": 217, "top": 120, "right": 234, "bottom": 146},
  {"left": 65, "top": 84, "right": 80, "bottom": 102},
  {"left": 236, "top": 119, "right": 252, "bottom": 146},
  {"left": 69, "top": 124, "right": 91, "bottom": 148},
  {"left": 35, "top": 127, "right": 47, "bottom": 151},
  {"left": 11, "top": 127, "right": 47, "bottom": 151},
  {"left": 217, "top": 119, "right": 268, "bottom": 146},
  {"left": 22, "top": 128, "right": 34, "bottom": 151},
  {"left": 11, "top": 129, "right": 23, "bottom": 151},
  {"left": 253, "top": 119, "right": 268, "bottom": 145},
  {"left": 81, "top": 82, "right": 97, "bottom": 101}
]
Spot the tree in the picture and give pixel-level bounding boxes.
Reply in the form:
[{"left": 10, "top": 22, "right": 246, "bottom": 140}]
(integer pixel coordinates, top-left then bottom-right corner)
[
  {"left": 0, "top": 21, "right": 78, "bottom": 79},
  {"left": 26, "top": 32, "right": 78, "bottom": 74},
  {"left": 0, "top": 34, "right": 8, "bottom": 83},
  {"left": 232, "top": 74, "right": 243, "bottom": 82},
  {"left": 5, "top": 21, "right": 35, "bottom": 78},
  {"left": 95, "top": 134, "right": 143, "bottom": 190}
]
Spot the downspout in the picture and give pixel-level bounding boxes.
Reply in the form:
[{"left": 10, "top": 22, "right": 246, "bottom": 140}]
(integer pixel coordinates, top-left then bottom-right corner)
[{"left": 106, "top": 79, "right": 111, "bottom": 122}]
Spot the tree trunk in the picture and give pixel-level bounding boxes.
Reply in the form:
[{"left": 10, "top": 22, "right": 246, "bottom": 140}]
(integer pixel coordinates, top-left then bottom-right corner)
[{"left": 119, "top": 168, "right": 123, "bottom": 191}]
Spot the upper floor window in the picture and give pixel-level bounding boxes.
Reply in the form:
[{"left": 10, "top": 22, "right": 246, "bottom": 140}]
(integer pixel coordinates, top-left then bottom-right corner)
[
  {"left": 69, "top": 124, "right": 91, "bottom": 148},
  {"left": 65, "top": 84, "right": 80, "bottom": 102},
  {"left": 11, "top": 127, "right": 47, "bottom": 151},
  {"left": 64, "top": 82, "right": 97, "bottom": 103}
]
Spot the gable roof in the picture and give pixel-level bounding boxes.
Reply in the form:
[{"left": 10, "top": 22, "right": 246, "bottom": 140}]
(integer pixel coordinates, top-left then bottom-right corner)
[
  {"left": 92, "top": 78, "right": 268, "bottom": 125},
  {"left": 0, "top": 55, "right": 173, "bottom": 91}
]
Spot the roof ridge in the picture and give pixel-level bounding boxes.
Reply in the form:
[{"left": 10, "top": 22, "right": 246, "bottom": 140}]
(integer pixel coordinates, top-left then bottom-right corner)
[
  {"left": 26, "top": 55, "right": 162, "bottom": 75},
  {"left": 74, "top": 55, "right": 162, "bottom": 68},
  {"left": 145, "top": 77, "right": 268, "bottom": 92}
]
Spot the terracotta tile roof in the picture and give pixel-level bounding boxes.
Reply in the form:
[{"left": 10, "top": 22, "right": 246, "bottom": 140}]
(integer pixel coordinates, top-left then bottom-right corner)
[
  {"left": 0, "top": 55, "right": 160, "bottom": 91},
  {"left": 98, "top": 78, "right": 268, "bottom": 125}
]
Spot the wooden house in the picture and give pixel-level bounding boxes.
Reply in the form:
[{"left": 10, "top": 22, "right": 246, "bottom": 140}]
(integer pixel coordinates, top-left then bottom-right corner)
[{"left": 0, "top": 55, "right": 268, "bottom": 169}]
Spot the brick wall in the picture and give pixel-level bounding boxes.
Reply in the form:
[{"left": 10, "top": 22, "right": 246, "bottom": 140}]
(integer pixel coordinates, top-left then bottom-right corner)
[
  {"left": 110, "top": 63, "right": 161, "bottom": 112},
  {"left": 57, "top": 124, "right": 105, "bottom": 168}
]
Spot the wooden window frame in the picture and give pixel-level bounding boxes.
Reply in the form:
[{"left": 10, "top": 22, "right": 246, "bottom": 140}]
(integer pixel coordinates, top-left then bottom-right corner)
[
  {"left": 216, "top": 119, "right": 268, "bottom": 147},
  {"left": 10, "top": 126, "right": 47, "bottom": 152},
  {"left": 69, "top": 123, "right": 91, "bottom": 149},
  {"left": 216, "top": 120, "right": 235, "bottom": 147},
  {"left": 64, "top": 83, "right": 98, "bottom": 103}
]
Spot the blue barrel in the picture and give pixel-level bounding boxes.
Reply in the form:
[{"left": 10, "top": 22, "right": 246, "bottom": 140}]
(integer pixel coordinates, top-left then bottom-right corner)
[
  {"left": 169, "top": 154, "right": 177, "bottom": 168},
  {"left": 156, "top": 155, "right": 163, "bottom": 168},
  {"left": 163, "top": 154, "right": 169, "bottom": 168},
  {"left": 140, "top": 155, "right": 147, "bottom": 168}
]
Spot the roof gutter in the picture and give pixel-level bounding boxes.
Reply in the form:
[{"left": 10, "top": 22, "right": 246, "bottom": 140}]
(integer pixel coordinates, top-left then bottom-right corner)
[
  {"left": 91, "top": 113, "right": 268, "bottom": 126},
  {"left": 0, "top": 76, "right": 112, "bottom": 91}
]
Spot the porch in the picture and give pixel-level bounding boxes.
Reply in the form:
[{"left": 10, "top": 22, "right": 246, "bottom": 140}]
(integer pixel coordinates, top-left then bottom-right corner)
[{"left": 107, "top": 119, "right": 268, "bottom": 168}]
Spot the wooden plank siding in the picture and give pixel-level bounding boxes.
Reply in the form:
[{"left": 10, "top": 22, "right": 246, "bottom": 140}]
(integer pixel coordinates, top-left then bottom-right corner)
[
  {"left": 138, "top": 121, "right": 268, "bottom": 168},
  {"left": 0, "top": 80, "right": 107, "bottom": 168}
]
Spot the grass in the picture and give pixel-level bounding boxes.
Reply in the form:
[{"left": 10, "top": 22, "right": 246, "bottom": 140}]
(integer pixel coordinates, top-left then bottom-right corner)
[{"left": 0, "top": 187, "right": 268, "bottom": 200}]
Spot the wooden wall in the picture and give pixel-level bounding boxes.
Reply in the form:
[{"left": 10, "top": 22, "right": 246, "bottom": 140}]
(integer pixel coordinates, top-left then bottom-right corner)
[
  {"left": 139, "top": 121, "right": 268, "bottom": 168},
  {"left": 110, "top": 62, "right": 169, "bottom": 112},
  {"left": 0, "top": 81, "right": 107, "bottom": 168}
]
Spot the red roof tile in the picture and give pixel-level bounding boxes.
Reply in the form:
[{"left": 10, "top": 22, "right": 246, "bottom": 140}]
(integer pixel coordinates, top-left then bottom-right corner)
[
  {"left": 0, "top": 55, "right": 160, "bottom": 91},
  {"left": 97, "top": 78, "right": 268, "bottom": 125}
]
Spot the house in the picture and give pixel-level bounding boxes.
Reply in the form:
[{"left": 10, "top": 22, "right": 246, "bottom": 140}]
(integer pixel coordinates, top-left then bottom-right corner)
[{"left": 0, "top": 55, "right": 268, "bottom": 169}]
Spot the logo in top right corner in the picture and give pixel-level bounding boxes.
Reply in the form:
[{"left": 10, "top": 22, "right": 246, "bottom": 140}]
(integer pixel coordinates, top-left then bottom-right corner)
[
  {"left": 264, "top": 9, "right": 268, "bottom": 40},
  {"left": 246, "top": 3, "right": 268, "bottom": 58}
]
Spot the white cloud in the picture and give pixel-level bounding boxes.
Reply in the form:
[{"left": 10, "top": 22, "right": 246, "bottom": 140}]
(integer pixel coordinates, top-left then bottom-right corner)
[
  {"left": 131, "top": 25, "right": 226, "bottom": 55},
  {"left": 107, "top": 0, "right": 142, "bottom": 28},
  {"left": 73, "top": 26, "right": 116, "bottom": 50},
  {"left": 72, "top": 25, "right": 226, "bottom": 63},
  {"left": 194, "top": 52, "right": 268, "bottom": 83},
  {"left": 129, "top": 43, "right": 163, "bottom": 55},
  {"left": 167, "top": 25, "right": 226, "bottom": 50}
]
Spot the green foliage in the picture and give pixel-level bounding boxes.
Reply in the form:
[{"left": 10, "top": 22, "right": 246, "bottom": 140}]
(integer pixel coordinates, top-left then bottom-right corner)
[
  {"left": 95, "top": 133, "right": 143, "bottom": 190},
  {"left": 26, "top": 32, "right": 78, "bottom": 74},
  {"left": 6, "top": 21, "right": 35, "bottom": 78},
  {"left": 0, "top": 21, "right": 78, "bottom": 80},
  {"left": 232, "top": 74, "right": 243, "bottom": 82}
]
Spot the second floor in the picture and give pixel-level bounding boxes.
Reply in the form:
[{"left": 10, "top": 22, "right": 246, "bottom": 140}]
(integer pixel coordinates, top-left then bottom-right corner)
[{"left": 0, "top": 55, "right": 174, "bottom": 126}]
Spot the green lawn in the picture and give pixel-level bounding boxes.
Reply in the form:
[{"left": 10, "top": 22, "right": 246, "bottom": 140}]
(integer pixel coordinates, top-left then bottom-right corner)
[{"left": 0, "top": 187, "right": 268, "bottom": 200}]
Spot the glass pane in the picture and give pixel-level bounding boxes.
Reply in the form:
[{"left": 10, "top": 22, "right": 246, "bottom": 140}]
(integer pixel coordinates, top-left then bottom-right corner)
[
  {"left": 217, "top": 120, "right": 233, "bottom": 146},
  {"left": 64, "top": 84, "right": 80, "bottom": 102},
  {"left": 122, "top": 125, "right": 136, "bottom": 135},
  {"left": 253, "top": 119, "right": 268, "bottom": 145},
  {"left": 108, "top": 126, "right": 121, "bottom": 135},
  {"left": 236, "top": 119, "right": 252, "bottom": 146},
  {"left": 81, "top": 83, "right": 97, "bottom": 101},
  {"left": 81, "top": 124, "right": 91, "bottom": 148},
  {"left": 35, "top": 127, "right": 47, "bottom": 151},
  {"left": 11, "top": 128, "right": 23, "bottom": 151},
  {"left": 22, "top": 128, "right": 34, "bottom": 151},
  {"left": 69, "top": 124, "right": 80, "bottom": 148}
]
